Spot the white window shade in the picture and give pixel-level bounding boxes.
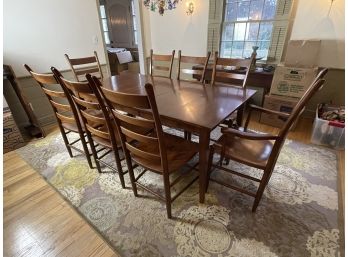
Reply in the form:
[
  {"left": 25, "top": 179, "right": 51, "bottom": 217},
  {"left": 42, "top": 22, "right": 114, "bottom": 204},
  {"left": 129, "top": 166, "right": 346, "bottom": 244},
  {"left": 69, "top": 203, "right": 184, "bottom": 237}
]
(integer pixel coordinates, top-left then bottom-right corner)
[
  {"left": 267, "top": 0, "right": 293, "bottom": 63},
  {"left": 207, "top": 0, "right": 224, "bottom": 54}
]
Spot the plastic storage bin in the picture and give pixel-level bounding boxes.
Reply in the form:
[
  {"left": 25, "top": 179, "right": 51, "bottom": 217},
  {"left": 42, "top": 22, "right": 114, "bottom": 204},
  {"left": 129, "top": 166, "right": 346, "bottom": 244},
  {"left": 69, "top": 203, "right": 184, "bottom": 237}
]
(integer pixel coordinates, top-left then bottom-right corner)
[{"left": 311, "top": 105, "right": 345, "bottom": 150}]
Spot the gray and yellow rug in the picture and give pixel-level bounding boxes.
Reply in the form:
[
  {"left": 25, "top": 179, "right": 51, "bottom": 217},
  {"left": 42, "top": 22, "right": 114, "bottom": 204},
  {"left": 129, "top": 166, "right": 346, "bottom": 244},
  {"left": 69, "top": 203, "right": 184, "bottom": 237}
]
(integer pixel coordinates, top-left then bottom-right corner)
[{"left": 16, "top": 129, "right": 342, "bottom": 257}]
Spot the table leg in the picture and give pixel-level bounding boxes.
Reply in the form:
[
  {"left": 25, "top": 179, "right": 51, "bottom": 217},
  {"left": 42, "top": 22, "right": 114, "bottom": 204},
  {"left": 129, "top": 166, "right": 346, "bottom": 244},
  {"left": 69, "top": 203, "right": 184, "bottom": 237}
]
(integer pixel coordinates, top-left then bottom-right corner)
[
  {"left": 199, "top": 128, "right": 210, "bottom": 203},
  {"left": 236, "top": 103, "right": 246, "bottom": 127}
]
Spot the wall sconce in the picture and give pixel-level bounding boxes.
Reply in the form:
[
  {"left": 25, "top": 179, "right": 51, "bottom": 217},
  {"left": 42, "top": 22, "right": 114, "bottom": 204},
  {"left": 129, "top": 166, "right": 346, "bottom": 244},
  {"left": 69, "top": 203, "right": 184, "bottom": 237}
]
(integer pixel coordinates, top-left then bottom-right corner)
[{"left": 186, "top": 1, "right": 194, "bottom": 16}]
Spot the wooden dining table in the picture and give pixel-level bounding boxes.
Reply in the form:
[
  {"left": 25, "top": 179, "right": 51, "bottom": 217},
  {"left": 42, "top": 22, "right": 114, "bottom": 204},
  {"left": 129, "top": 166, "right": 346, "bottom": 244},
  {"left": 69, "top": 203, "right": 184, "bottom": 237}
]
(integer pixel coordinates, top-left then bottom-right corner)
[{"left": 102, "top": 73, "right": 257, "bottom": 203}]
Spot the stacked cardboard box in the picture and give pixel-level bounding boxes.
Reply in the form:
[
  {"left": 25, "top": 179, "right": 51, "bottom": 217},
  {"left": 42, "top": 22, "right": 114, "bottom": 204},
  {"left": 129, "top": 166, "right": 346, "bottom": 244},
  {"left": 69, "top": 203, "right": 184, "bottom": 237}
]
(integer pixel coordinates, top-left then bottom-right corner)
[{"left": 260, "top": 40, "right": 321, "bottom": 128}]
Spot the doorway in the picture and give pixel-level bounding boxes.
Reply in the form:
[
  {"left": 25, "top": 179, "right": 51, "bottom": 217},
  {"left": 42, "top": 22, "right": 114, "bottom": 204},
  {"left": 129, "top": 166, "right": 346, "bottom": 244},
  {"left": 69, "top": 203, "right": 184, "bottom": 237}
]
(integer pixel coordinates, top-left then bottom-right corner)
[{"left": 97, "top": 0, "right": 146, "bottom": 76}]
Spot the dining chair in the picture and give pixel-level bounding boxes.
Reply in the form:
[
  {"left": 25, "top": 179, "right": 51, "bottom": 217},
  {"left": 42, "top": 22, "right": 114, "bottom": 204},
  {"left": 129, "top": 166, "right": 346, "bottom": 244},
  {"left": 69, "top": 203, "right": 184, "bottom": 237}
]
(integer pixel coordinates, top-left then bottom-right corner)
[
  {"left": 65, "top": 51, "right": 103, "bottom": 82},
  {"left": 52, "top": 67, "right": 127, "bottom": 188},
  {"left": 24, "top": 64, "right": 93, "bottom": 168},
  {"left": 92, "top": 75, "right": 199, "bottom": 218},
  {"left": 211, "top": 52, "right": 256, "bottom": 128},
  {"left": 211, "top": 52, "right": 255, "bottom": 87},
  {"left": 177, "top": 51, "right": 211, "bottom": 82},
  {"left": 149, "top": 49, "right": 175, "bottom": 78},
  {"left": 207, "top": 68, "right": 329, "bottom": 212}
]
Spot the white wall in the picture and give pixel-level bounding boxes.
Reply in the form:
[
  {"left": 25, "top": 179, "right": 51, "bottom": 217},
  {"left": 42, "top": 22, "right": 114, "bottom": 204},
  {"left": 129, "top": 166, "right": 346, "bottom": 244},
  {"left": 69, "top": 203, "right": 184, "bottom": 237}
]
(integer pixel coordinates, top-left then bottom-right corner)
[
  {"left": 3, "top": 0, "right": 107, "bottom": 77},
  {"left": 290, "top": 0, "right": 345, "bottom": 69},
  {"left": 142, "top": 0, "right": 209, "bottom": 57}
]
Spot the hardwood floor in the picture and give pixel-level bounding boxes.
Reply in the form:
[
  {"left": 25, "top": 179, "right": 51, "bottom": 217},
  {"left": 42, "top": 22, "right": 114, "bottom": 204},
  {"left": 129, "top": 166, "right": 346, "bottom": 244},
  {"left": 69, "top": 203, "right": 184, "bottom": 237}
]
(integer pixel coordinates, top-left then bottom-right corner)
[
  {"left": 3, "top": 116, "right": 344, "bottom": 257},
  {"left": 3, "top": 132, "right": 119, "bottom": 257}
]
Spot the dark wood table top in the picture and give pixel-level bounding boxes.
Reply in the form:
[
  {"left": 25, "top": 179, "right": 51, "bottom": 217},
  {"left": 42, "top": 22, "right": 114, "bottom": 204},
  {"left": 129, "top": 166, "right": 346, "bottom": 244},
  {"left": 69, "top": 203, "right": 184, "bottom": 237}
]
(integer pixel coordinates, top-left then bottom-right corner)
[{"left": 103, "top": 73, "right": 256, "bottom": 131}]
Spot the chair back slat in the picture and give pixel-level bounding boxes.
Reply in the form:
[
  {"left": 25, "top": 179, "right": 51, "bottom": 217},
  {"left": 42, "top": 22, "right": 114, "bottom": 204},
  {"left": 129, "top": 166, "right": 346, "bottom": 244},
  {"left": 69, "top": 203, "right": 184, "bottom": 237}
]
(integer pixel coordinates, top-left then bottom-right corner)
[
  {"left": 81, "top": 109, "right": 106, "bottom": 125},
  {"left": 153, "top": 66, "right": 170, "bottom": 71},
  {"left": 68, "top": 56, "right": 98, "bottom": 65},
  {"left": 86, "top": 123, "right": 110, "bottom": 140},
  {"left": 150, "top": 49, "right": 175, "bottom": 78},
  {"left": 211, "top": 53, "right": 255, "bottom": 88},
  {"left": 65, "top": 51, "right": 103, "bottom": 82},
  {"left": 216, "top": 57, "right": 252, "bottom": 67},
  {"left": 215, "top": 72, "right": 246, "bottom": 81},
  {"left": 121, "top": 126, "right": 158, "bottom": 144},
  {"left": 56, "top": 112, "right": 75, "bottom": 124},
  {"left": 102, "top": 87, "right": 151, "bottom": 109},
  {"left": 72, "top": 95, "right": 100, "bottom": 110},
  {"left": 177, "top": 51, "right": 211, "bottom": 82},
  {"left": 50, "top": 101, "right": 71, "bottom": 111},
  {"left": 113, "top": 110, "right": 155, "bottom": 129},
  {"left": 180, "top": 56, "right": 207, "bottom": 64},
  {"left": 24, "top": 65, "right": 81, "bottom": 130},
  {"left": 181, "top": 69, "right": 205, "bottom": 75},
  {"left": 125, "top": 142, "right": 161, "bottom": 162},
  {"left": 42, "top": 87, "right": 66, "bottom": 98},
  {"left": 151, "top": 54, "right": 173, "bottom": 61},
  {"left": 60, "top": 78, "right": 91, "bottom": 94},
  {"left": 29, "top": 71, "right": 58, "bottom": 85},
  {"left": 75, "top": 67, "right": 100, "bottom": 76}
]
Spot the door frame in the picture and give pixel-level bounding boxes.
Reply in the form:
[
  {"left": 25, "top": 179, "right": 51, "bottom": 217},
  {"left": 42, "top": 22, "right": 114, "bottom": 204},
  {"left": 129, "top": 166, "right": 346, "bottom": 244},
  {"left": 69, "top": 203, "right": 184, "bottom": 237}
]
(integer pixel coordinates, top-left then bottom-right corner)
[{"left": 96, "top": 0, "right": 146, "bottom": 75}]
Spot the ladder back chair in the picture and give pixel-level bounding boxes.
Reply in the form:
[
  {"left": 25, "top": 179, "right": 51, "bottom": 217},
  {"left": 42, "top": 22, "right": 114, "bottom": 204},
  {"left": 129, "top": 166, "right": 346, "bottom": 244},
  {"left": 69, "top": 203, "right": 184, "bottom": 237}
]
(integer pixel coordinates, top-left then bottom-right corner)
[
  {"left": 211, "top": 52, "right": 256, "bottom": 128},
  {"left": 177, "top": 50, "right": 211, "bottom": 82},
  {"left": 149, "top": 49, "right": 175, "bottom": 78},
  {"left": 65, "top": 51, "right": 103, "bottom": 82},
  {"left": 24, "top": 64, "right": 93, "bottom": 168},
  {"left": 207, "top": 68, "right": 329, "bottom": 212},
  {"left": 52, "top": 69, "right": 127, "bottom": 188},
  {"left": 211, "top": 52, "right": 255, "bottom": 88},
  {"left": 94, "top": 77, "right": 199, "bottom": 218}
]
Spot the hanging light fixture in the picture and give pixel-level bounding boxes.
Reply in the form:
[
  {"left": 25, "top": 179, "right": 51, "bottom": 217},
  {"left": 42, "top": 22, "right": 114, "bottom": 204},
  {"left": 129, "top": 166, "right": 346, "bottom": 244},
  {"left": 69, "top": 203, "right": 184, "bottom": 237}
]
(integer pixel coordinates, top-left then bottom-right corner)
[{"left": 143, "top": 0, "right": 182, "bottom": 15}]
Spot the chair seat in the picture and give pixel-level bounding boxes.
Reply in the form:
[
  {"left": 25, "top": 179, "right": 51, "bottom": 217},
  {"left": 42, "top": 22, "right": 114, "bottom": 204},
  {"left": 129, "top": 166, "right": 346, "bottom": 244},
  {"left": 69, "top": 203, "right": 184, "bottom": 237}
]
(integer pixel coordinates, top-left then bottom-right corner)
[
  {"left": 214, "top": 133, "right": 274, "bottom": 169},
  {"left": 133, "top": 133, "right": 199, "bottom": 174}
]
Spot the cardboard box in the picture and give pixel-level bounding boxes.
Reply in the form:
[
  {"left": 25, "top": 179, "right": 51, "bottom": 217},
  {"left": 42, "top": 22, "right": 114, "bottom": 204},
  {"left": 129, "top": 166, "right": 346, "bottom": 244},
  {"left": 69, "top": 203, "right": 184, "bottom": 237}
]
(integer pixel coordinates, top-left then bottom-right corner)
[
  {"left": 270, "top": 65, "right": 318, "bottom": 98},
  {"left": 3, "top": 111, "right": 25, "bottom": 153},
  {"left": 284, "top": 40, "right": 321, "bottom": 68},
  {"left": 260, "top": 94, "right": 299, "bottom": 129}
]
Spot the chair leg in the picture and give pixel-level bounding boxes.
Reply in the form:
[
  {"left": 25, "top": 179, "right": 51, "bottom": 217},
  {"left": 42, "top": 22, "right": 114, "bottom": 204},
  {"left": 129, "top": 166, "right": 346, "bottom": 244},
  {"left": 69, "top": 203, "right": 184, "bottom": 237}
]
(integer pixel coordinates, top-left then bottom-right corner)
[
  {"left": 60, "top": 127, "right": 73, "bottom": 158},
  {"left": 126, "top": 156, "right": 138, "bottom": 197},
  {"left": 206, "top": 147, "right": 215, "bottom": 193},
  {"left": 252, "top": 172, "right": 269, "bottom": 212},
  {"left": 113, "top": 149, "right": 126, "bottom": 189},
  {"left": 184, "top": 131, "right": 192, "bottom": 141},
  {"left": 187, "top": 132, "right": 192, "bottom": 141},
  {"left": 87, "top": 134, "right": 102, "bottom": 173},
  {"left": 79, "top": 132, "right": 93, "bottom": 169},
  {"left": 163, "top": 173, "right": 172, "bottom": 219}
]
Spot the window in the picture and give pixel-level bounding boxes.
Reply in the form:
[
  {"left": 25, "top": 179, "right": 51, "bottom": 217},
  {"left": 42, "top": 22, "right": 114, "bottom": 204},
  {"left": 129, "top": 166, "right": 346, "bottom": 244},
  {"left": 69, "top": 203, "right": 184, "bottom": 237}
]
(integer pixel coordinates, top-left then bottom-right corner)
[
  {"left": 207, "top": 0, "right": 292, "bottom": 63},
  {"left": 99, "top": 5, "right": 110, "bottom": 45},
  {"left": 131, "top": 0, "right": 138, "bottom": 45},
  {"left": 221, "top": 0, "right": 277, "bottom": 60}
]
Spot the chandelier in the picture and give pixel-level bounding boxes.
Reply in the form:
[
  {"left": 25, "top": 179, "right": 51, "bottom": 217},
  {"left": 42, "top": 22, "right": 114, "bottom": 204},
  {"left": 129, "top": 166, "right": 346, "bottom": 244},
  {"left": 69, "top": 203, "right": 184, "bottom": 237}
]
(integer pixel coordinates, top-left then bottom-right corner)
[{"left": 143, "top": 0, "right": 182, "bottom": 15}]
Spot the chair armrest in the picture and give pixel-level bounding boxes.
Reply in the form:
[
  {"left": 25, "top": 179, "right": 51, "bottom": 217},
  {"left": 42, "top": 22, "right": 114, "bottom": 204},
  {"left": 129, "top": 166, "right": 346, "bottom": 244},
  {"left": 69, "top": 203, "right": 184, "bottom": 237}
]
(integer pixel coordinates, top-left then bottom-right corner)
[
  {"left": 221, "top": 127, "right": 279, "bottom": 141},
  {"left": 249, "top": 104, "right": 290, "bottom": 118}
]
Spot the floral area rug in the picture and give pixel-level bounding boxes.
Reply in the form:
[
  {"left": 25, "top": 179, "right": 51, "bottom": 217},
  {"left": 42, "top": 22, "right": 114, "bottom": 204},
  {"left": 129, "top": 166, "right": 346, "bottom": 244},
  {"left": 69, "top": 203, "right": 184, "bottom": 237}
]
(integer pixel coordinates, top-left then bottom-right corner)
[{"left": 16, "top": 128, "right": 342, "bottom": 257}]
